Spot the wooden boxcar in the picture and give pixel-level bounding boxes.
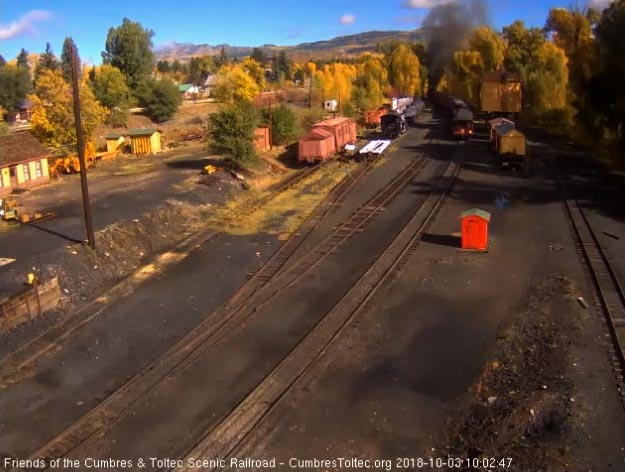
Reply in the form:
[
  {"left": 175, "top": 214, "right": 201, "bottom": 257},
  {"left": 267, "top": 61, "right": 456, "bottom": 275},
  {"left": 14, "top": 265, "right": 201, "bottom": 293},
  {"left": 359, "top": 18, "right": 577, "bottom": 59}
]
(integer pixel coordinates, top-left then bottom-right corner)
[
  {"left": 298, "top": 117, "right": 357, "bottom": 164},
  {"left": 497, "top": 128, "right": 526, "bottom": 168},
  {"left": 480, "top": 70, "right": 522, "bottom": 116},
  {"left": 298, "top": 128, "right": 336, "bottom": 163}
]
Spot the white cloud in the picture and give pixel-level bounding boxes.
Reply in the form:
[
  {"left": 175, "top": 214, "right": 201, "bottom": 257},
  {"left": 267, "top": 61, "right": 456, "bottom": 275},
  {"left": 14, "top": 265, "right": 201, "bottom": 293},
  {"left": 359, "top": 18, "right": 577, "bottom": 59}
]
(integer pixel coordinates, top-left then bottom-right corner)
[
  {"left": 403, "top": 0, "right": 454, "bottom": 8},
  {"left": 0, "top": 10, "right": 52, "bottom": 40},
  {"left": 340, "top": 14, "right": 356, "bottom": 25}
]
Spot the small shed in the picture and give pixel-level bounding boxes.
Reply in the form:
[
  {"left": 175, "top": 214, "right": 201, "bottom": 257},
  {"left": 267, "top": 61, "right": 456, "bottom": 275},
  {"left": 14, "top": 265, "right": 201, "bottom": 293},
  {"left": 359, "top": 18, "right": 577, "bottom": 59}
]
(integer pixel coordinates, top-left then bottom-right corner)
[
  {"left": 498, "top": 128, "right": 526, "bottom": 157},
  {"left": 127, "top": 128, "right": 162, "bottom": 155},
  {"left": 298, "top": 128, "right": 335, "bottom": 163},
  {"left": 15, "top": 99, "right": 33, "bottom": 123},
  {"left": 104, "top": 132, "right": 125, "bottom": 152},
  {"left": 254, "top": 127, "right": 270, "bottom": 152},
  {"left": 324, "top": 100, "right": 338, "bottom": 112},
  {"left": 460, "top": 208, "right": 491, "bottom": 250}
]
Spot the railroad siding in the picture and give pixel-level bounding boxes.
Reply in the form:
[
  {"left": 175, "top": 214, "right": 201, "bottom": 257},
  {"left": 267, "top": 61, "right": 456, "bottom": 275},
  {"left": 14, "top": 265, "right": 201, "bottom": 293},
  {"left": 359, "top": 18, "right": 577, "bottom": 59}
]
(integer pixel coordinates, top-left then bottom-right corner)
[{"left": 227, "top": 151, "right": 586, "bottom": 464}]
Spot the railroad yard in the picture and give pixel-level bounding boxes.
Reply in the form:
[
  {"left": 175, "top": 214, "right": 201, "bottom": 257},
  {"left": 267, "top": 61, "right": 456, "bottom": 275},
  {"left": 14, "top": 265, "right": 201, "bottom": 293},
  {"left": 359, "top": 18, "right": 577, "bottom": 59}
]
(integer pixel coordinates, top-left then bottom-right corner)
[{"left": 0, "top": 107, "right": 624, "bottom": 472}]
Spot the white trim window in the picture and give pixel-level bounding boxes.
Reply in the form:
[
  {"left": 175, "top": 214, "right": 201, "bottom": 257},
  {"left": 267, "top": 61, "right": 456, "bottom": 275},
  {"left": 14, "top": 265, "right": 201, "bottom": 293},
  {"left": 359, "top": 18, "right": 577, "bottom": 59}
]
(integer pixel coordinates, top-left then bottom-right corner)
[
  {"left": 23, "top": 163, "right": 30, "bottom": 181},
  {"left": 34, "top": 160, "right": 42, "bottom": 178}
]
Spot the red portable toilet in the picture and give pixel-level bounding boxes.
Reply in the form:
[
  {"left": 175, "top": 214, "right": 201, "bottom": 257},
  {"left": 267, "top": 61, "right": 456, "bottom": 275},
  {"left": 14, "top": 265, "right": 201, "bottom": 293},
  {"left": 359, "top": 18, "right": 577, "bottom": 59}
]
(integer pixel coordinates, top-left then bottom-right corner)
[{"left": 460, "top": 208, "right": 491, "bottom": 250}]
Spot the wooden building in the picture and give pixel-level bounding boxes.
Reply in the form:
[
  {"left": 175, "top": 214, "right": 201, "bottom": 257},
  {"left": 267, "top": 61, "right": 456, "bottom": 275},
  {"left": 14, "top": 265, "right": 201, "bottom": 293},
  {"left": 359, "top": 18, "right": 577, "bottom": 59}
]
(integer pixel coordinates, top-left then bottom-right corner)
[
  {"left": 0, "top": 132, "right": 50, "bottom": 195},
  {"left": 127, "top": 128, "right": 162, "bottom": 155},
  {"left": 104, "top": 132, "right": 126, "bottom": 152}
]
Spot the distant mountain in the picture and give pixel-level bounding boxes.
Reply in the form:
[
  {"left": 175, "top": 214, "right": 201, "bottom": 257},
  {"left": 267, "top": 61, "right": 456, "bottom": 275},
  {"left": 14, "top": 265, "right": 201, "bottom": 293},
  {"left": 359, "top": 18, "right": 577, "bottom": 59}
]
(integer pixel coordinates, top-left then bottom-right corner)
[{"left": 154, "top": 29, "right": 424, "bottom": 62}]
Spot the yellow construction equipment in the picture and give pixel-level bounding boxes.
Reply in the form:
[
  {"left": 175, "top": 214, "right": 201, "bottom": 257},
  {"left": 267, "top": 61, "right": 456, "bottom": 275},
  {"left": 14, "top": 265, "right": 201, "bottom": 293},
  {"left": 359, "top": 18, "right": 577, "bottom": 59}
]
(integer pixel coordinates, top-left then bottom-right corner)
[
  {"left": 203, "top": 164, "right": 217, "bottom": 175},
  {"left": 0, "top": 198, "right": 19, "bottom": 222},
  {"left": 48, "top": 142, "right": 97, "bottom": 176}
]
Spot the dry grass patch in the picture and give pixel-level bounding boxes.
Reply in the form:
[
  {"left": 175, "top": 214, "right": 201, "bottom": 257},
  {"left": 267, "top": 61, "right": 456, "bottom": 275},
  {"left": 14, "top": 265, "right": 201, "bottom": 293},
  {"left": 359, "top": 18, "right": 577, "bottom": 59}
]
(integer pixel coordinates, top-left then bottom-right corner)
[{"left": 202, "top": 161, "right": 357, "bottom": 238}]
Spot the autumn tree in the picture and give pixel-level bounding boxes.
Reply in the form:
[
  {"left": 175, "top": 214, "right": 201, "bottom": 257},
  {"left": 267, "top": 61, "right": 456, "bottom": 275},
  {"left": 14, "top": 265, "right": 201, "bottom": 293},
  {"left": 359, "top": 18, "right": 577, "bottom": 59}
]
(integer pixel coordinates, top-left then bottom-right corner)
[
  {"left": 29, "top": 69, "right": 106, "bottom": 147},
  {"left": 207, "top": 100, "right": 259, "bottom": 164},
  {"left": 91, "top": 64, "right": 134, "bottom": 125},
  {"left": 240, "top": 57, "right": 266, "bottom": 89},
  {"left": 468, "top": 27, "right": 505, "bottom": 72},
  {"left": 213, "top": 64, "right": 260, "bottom": 103},
  {"left": 61, "top": 37, "right": 79, "bottom": 82},
  {"left": 544, "top": 7, "right": 601, "bottom": 138},
  {"left": 352, "top": 53, "right": 389, "bottom": 110},
  {"left": 102, "top": 18, "right": 155, "bottom": 89},
  {"left": 135, "top": 77, "right": 181, "bottom": 122},
  {"left": 502, "top": 21, "right": 569, "bottom": 122},
  {"left": 388, "top": 44, "right": 421, "bottom": 96}
]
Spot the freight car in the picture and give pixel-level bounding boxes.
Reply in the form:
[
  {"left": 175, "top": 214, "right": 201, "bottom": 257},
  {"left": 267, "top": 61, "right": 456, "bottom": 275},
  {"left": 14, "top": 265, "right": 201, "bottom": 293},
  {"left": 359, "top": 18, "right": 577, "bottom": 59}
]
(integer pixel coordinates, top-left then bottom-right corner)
[
  {"left": 381, "top": 112, "right": 407, "bottom": 139},
  {"left": 391, "top": 96, "right": 414, "bottom": 113},
  {"left": 364, "top": 107, "right": 388, "bottom": 129},
  {"left": 298, "top": 117, "right": 357, "bottom": 164},
  {"left": 480, "top": 70, "right": 522, "bottom": 118},
  {"left": 496, "top": 128, "right": 526, "bottom": 169}
]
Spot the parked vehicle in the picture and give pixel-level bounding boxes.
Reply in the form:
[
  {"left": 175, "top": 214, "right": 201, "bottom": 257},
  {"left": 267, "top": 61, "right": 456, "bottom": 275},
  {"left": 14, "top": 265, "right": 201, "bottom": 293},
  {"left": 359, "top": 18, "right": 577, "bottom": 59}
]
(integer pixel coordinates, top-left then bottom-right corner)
[{"left": 381, "top": 112, "right": 407, "bottom": 139}]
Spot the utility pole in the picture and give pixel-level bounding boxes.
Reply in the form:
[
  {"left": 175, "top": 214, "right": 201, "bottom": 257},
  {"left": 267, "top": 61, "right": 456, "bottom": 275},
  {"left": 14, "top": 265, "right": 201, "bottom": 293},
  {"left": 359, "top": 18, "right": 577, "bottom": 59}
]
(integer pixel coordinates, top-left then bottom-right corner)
[
  {"left": 338, "top": 89, "right": 342, "bottom": 116},
  {"left": 308, "top": 73, "right": 313, "bottom": 109},
  {"left": 71, "top": 44, "right": 95, "bottom": 249},
  {"left": 268, "top": 92, "right": 272, "bottom": 150}
]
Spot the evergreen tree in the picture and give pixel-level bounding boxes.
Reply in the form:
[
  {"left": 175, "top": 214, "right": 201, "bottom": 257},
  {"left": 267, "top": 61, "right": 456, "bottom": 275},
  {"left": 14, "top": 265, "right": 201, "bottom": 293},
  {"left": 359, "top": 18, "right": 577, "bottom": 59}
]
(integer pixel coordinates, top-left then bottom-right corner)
[
  {"left": 35, "top": 42, "right": 60, "bottom": 81},
  {"left": 17, "top": 49, "right": 30, "bottom": 70},
  {"left": 102, "top": 18, "right": 155, "bottom": 89},
  {"left": 61, "top": 37, "right": 79, "bottom": 82}
]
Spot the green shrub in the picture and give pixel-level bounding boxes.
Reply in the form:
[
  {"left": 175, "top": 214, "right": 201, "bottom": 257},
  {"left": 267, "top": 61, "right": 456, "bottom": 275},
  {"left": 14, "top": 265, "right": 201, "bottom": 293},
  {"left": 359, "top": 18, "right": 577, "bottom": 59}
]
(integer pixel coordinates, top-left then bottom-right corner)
[
  {"left": 207, "top": 100, "right": 259, "bottom": 164},
  {"left": 135, "top": 77, "right": 181, "bottom": 123},
  {"left": 260, "top": 103, "right": 301, "bottom": 145}
]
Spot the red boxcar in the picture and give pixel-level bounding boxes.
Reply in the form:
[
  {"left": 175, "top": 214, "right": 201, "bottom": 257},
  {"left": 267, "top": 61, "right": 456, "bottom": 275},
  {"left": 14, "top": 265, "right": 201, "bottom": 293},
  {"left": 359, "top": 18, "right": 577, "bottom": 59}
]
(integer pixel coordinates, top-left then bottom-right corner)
[
  {"left": 298, "top": 128, "right": 336, "bottom": 163},
  {"left": 298, "top": 117, "right": 357, "bottom": 163}
]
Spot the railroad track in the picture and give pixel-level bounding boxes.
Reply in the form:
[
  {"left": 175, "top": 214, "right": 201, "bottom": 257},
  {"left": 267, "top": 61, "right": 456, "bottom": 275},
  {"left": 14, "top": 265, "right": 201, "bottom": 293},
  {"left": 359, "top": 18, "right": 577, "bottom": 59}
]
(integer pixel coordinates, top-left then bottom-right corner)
[
  {"left": 14, "top": 155, "right": 430, "bottom": 468},
  {"left": 0, "top": 161, "right": 346, "bottom": 383},
  {"left": 176, "top": 153, "right": 462, "bottom": 472},
  {"left": 562, "top": 183, "right": 625, "bottom": 397}
]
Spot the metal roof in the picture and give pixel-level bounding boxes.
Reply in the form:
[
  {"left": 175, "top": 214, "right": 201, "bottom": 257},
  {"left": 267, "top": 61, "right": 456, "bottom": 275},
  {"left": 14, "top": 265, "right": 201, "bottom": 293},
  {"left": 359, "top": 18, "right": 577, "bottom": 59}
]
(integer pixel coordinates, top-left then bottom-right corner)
[
  {"left": 104, "top": 132, "right": 124, "bottom": 139},
  {"left": 127, "top": 128, "right": 160, "bottom": 137},
  {"left": 460, "top": 208, "right": 491, "bottom": 221}
]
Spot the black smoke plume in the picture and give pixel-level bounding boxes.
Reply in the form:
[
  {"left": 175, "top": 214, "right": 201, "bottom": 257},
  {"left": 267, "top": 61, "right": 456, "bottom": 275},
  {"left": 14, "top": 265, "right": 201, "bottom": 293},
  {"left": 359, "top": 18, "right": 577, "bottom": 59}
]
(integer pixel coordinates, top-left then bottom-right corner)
[{"left": 422, "top": 0, "right": 489, "bottom": 88}]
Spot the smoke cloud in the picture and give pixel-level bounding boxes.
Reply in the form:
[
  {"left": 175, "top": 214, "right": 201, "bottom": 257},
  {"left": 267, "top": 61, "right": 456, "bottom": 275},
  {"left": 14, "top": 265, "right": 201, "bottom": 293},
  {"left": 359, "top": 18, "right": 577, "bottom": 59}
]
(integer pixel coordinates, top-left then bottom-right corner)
[{"left": 421, "top": 0, "right": 489, "bottom": 87}]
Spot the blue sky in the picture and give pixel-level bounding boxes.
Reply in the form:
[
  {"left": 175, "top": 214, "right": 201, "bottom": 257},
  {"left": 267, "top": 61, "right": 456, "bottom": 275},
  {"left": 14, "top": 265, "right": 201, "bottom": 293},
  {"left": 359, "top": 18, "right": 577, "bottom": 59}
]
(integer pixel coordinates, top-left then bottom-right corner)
[{"left": 0, "top": 0, "right": 608, "bottom": 65}]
